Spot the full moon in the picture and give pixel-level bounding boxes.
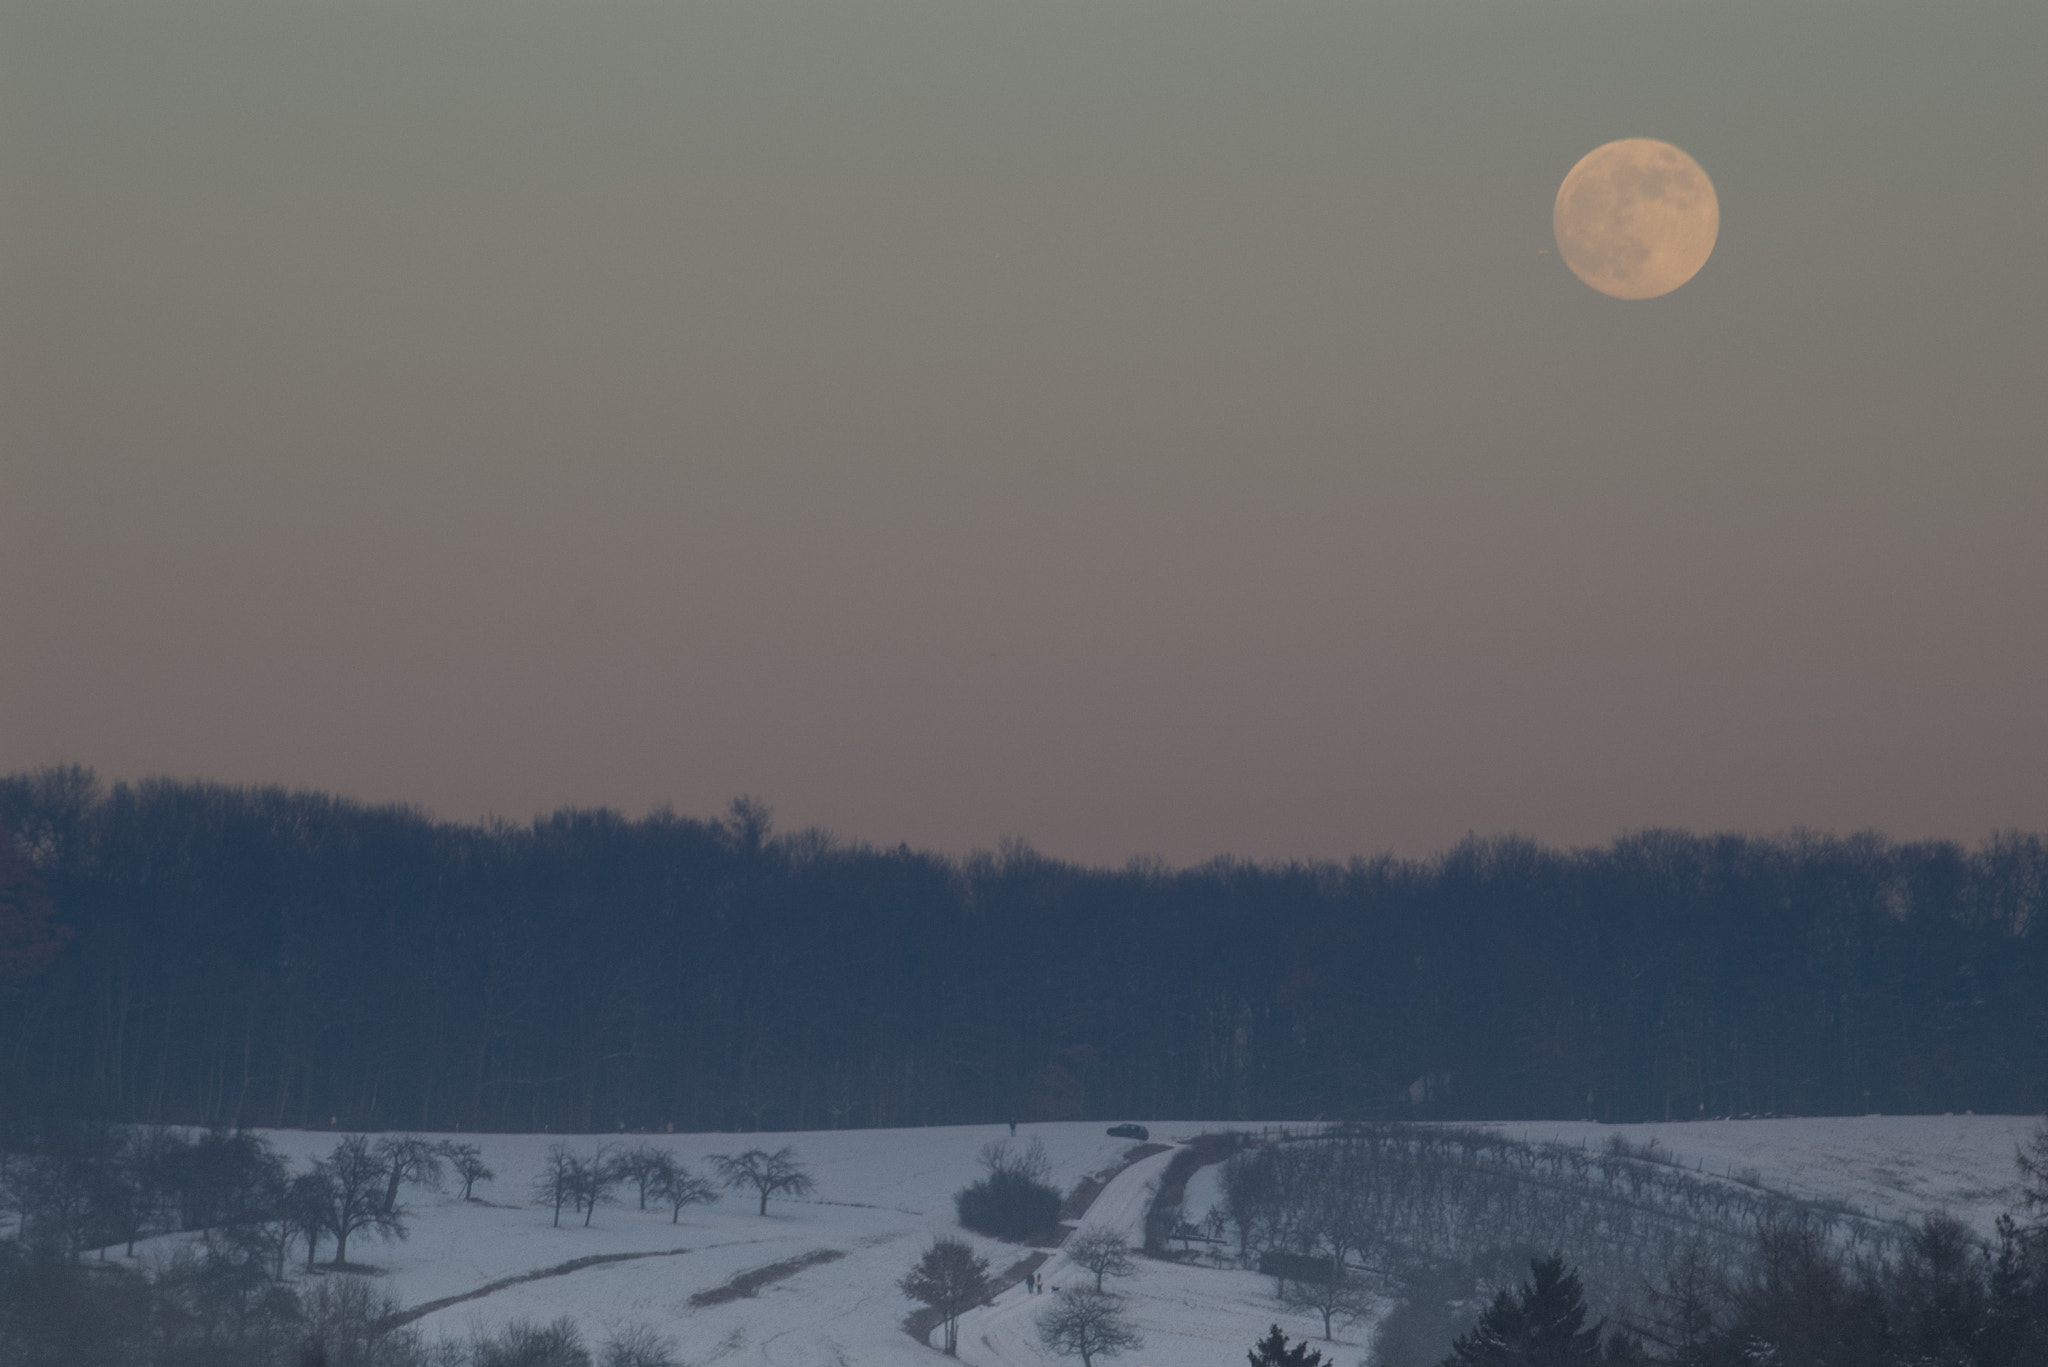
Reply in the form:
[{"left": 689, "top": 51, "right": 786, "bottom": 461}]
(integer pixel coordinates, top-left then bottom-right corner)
[{"left": 1553, "top": 138, "right": 1719, "bottom": 300}]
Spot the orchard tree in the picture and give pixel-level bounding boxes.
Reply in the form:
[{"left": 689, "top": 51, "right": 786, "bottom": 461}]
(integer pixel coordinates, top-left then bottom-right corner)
[
  {"left": 372, "top": 1136, "right": 444, "bottom": 1215},
  {"left": 169, "top": 1128, "right": 283, "bottom": 1232},
  {"left": 533, "top": 1144, "right": 578, "bottom": 1228},
  {"left": 900, "top": 1236, "right": 991, "bottom": 1356},
  {"left": 1066, "top": 1228, "right": 1137, "bottom": 1293},
  {"left": 568, "top": 1148, "right": 619, "bottom": 1227},
  {"left": 315, "top": 1135, "right": 406, "bottom": 1265},
  {"left": 290, "top": 1171, "right": 331, "bottom": 1270},
  {"left": 232, "top": 1161, "right": 299, "bottom": 1280},
  {"left": 440, "top": 1142, "right": 494, "bottom": 1201},
  {"left": 1283, "top": 1262, "right": 1372, "bottom": 1341},
  {"left": 615, "top": 1146, "right": 675, "bottom": 1212},
  {"left": 710, "top": 1147, "right": 815, "bottom": 1216},
  {"left": 651, "top": 1161, "right": 718, "bottom": 1223},
  {"left": 1037, "top": 1287, "right": 1142, "bottom": 1367},
  {"left": 125, "top": 1126, "right": 189, "bottom": 1250}
]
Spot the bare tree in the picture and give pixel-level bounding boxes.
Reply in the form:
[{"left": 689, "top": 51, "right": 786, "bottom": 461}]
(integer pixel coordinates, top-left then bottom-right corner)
[
  {"left": 601, "top": 1322, "right": 682, "bottom": 1367},
  {"left": 440, "top": 1141, "right": 494, "bottom": 1201},
  {"left": 1037, "top": 1287, "right": 1143, "bottom": 1367},
  {"left": 614, "top": 1146, "right": 675, "bottom": 1212},
  {"left": 650, "top": 1160, "right": 718, "bottom": 1223},
  {"left": 372, "top": 1136, "right": 444, "bottom": 1215},
  {"left": 243, "top": 1162, "right": 300, "bottom": 1279},
  {"left": 568, "top": 1147, "right": 619, "bottom": 1227},
  {"left": 1284, "top": 1262, "right": 1373, "bottom": 1341},
  {"left": 710, "top": 1147, "right": 815, "bottom": 1216},
  {"left": 533, "top": 1143, "right": 577, "bottom": 1228},
  {"left": 981, "top": 1138, "right": 1054, "bottom": 1185},
  {"left": 2017, "top": 1116, "right": 2048, "bottom": 1228},
  {"left": 289, "top": 1170, "right": 331, "bottom": 1270},
  {"left": 1066, "top": 1228, "right": 1138, "bottom": 1293},
  {"left": 131, "top": 1126, "right": 195, "bottom": 1250},
  {"left": 900, "top": 1236, "right": 991, "bottom": 1356},
  {"left": 1632, "top": 1241, "right": 1725, "bottom": 1360},
  {"left": 313, "top": 1135, "right": 406, "bottom": 1266}
]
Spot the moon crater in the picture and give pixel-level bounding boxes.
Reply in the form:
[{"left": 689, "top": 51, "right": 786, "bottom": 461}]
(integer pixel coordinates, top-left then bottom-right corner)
[{"left": 1553, "top": 138, "right": 1719, "bottom": 300}]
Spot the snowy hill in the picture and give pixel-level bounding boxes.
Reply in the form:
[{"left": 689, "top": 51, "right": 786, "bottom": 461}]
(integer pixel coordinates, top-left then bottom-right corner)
[{"left": 203, "top": 1116, "right": 2040, "bottom": 1367}]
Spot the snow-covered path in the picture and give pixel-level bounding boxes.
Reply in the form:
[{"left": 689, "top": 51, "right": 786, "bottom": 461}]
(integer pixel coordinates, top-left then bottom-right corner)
[{"left": 957, "top": 1147, "right": 1179, "bottom": 1367}]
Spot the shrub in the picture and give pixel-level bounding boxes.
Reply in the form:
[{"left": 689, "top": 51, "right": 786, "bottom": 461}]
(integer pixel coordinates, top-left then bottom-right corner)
[
  {"left": 470, "top": 1317, "right": 593, "bottom": 1367},
  {"left": 598, "top": 1323, "right": 679, "bottom": 1367},
  {"left": 956, "top": 1167, "right": 1062, "bottom": 1240}
]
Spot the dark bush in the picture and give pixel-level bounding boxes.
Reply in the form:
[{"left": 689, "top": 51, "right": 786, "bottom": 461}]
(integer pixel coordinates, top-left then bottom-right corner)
[
  {"left": 471, "top": 1317, "right": 593, "bottom": 1367},
  {"left": 955, "top": 1169, "right": 1062, "bottom": 1241}
]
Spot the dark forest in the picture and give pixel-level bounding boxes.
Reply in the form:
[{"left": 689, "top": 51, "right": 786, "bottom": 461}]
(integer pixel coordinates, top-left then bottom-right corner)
[{"left": 1, "top": 767, "right": 2043, "bottom": 1134}]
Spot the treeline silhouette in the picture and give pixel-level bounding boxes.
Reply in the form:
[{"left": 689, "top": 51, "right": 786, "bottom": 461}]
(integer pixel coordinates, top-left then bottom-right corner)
[{"left": 1, "top": 767, "right": 2044, "bottom": 1133}]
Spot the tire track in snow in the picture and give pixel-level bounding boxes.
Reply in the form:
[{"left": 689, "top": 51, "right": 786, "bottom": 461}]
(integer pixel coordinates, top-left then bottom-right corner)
[{"left": 384, "top": 1236, "right": 774, "bottom": 1329}]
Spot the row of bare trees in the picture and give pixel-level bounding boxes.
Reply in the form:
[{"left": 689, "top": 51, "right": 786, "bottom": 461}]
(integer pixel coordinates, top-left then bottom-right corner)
[
  {"left": 1210, "top": 1123, "right": 1910, "bottom": 1338},
  {"left": 0, "top": 1124, "right": 497, "bottom": 1270},
  {"left": 2, "top": 1124, "right": 815, "bottom": 1257},
  {"left": 0, "top": 1128, "right": 809, "bottom": 1363},
  {"left": 531, "top": 1143, "right": 813, "bottom": 1228}
]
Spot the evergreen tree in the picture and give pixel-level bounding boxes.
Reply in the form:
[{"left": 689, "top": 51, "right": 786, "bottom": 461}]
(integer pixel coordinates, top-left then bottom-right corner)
[
  {"left": 1441, "top": 1256, "right": 1605, "bottom": 1367},
  {"left": 1984, "top": 1214, "right": 2048, "bottom": 1367},
  {"left": 1248, "top": 1323, "right": 1325, "bottom": 1367}
]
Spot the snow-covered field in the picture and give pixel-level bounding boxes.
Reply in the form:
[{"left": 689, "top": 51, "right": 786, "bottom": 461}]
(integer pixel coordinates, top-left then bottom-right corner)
[{"left": 161, "top": 1116, "right": 2038, "bottom": 1367}]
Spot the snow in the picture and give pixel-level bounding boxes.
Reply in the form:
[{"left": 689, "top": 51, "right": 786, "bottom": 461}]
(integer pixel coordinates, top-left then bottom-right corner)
[{"left": 139, "top": 1115, "right": 2037, "bottom": 1367}]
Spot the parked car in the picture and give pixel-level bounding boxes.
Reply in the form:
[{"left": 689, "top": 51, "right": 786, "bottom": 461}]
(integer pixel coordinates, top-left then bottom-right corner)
[{"left": 1106, "top": 1123, "right": 1150, "bottom": 1141}]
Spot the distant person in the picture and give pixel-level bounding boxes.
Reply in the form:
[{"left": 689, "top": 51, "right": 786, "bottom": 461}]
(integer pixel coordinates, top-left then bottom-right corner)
[{"left": 1008, "top": 1118, "right": 1017, "bottom": 1136}]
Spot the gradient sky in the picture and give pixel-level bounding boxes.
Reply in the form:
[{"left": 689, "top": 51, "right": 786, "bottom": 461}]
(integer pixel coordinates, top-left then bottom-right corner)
[{"left": 5, "top": 0, "right": 2045, "bottom": 865}]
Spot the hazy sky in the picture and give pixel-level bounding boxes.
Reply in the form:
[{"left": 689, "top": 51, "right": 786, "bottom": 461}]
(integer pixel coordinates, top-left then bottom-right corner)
[{"left": 5, "top": 0, "right": 2045, "bottom": 865}]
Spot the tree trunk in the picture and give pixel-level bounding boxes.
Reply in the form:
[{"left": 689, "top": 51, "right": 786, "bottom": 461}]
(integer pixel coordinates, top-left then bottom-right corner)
[{"left": 758, "top": 1188, "right": 768, "bottom": 1216}]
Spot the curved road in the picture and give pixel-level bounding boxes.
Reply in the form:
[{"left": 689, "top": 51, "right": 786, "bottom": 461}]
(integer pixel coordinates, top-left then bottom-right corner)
[{"left": 956, "top": 1146, "right": 1180, "bottom": 1367}]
